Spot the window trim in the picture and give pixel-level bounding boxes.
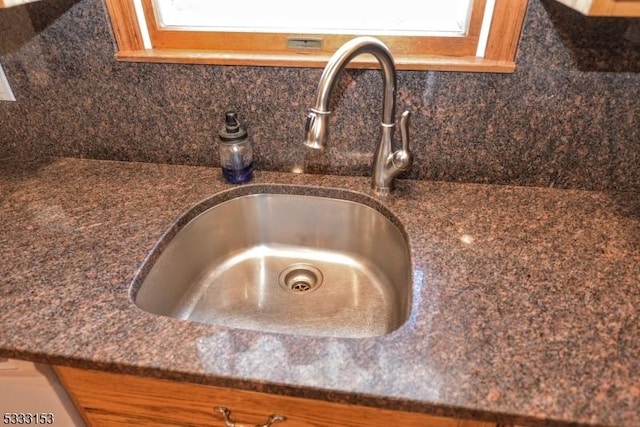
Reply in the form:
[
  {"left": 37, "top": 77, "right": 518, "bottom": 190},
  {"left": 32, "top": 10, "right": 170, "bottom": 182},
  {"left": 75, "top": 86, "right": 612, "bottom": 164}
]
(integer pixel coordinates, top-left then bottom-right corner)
[{"left": 104, "top": 0, "right": 529, "bottom": 72}]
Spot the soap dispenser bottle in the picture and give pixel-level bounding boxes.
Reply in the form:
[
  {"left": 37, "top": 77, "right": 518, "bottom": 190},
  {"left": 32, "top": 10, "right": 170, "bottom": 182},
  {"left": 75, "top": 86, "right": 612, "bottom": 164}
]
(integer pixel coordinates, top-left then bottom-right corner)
[{"left": 218, "top": 111, "right": 254, "bottom": 184}]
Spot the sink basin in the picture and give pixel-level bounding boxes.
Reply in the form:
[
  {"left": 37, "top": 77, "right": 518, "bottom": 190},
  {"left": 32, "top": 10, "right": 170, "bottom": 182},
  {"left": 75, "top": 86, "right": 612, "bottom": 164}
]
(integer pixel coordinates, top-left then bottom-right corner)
[{"left": 132, "top": 185, "right": 412, "bottom": 338}]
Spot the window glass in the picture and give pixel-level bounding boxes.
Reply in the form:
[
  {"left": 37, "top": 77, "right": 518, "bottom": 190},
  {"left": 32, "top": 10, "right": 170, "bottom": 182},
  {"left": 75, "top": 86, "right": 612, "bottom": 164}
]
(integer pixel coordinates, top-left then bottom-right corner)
[{"left": 153, "top": 0, "right": 474, "bottom": 36}]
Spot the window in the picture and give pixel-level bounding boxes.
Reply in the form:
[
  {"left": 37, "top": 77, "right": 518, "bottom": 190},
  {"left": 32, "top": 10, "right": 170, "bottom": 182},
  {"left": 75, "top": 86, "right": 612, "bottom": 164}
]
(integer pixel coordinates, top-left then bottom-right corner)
[{"left": 104, "top": 0, "right": 529, "bottom": 72}]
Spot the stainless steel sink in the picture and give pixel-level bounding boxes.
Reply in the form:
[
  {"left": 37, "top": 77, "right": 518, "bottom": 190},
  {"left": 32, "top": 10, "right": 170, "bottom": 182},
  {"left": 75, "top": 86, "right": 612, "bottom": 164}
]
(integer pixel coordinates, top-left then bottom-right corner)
[{"left": 132, "top": 185, "right": 411, "bottom": 338}]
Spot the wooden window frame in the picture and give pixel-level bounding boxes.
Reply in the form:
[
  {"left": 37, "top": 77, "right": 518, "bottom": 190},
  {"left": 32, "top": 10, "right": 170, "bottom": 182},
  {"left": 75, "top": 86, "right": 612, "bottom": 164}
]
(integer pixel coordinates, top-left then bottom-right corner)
[{"left": 104, "top": 0, "right": 529, "bottom": 72}]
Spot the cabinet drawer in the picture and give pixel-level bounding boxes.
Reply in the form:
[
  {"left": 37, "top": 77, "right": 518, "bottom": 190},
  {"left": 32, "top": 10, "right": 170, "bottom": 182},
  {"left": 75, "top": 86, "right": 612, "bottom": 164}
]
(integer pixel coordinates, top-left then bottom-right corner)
[{"left": 55, "top": 366, "right": 495, "bottom": 427}]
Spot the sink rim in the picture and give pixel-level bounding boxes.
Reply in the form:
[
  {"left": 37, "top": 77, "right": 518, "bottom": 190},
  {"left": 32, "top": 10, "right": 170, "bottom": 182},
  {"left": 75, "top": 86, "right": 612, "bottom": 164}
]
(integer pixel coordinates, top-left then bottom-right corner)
[{"left": 130, "top": 183, "right": 412, "bottom": 337}]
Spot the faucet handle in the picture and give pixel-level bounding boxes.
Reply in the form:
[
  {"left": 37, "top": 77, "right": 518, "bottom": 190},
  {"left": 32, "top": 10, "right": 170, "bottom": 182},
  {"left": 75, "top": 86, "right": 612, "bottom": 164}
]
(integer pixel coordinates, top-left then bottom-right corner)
[{"left": 392, "top": 110, "right": 413, "bottom": 171}]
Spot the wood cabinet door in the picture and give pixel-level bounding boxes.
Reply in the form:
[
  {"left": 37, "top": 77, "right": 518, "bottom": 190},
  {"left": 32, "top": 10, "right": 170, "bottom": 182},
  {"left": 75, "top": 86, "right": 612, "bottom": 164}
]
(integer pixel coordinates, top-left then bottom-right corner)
[
  {"left": 55, "top": 366, "right": 496, "bottom": 427},
  {"left": 554, "top": 0, "right": 640, "bottom": 16}
]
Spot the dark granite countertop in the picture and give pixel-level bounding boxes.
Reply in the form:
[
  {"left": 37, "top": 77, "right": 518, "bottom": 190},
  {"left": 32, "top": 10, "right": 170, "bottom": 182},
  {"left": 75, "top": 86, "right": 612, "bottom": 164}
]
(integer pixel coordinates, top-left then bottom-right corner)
[{"left": 1, "top": 158, "right": 639, "bottom": 427}]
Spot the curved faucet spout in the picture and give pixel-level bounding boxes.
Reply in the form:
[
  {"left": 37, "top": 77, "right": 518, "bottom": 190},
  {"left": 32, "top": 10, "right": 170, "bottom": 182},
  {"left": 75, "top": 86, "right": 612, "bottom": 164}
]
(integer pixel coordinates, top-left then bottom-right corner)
[
  {"left": 313, "top": 37, "right": 397, "bottom": 125},
  {"left": 304, "top": 37, "right": 413, "bottom": 195}
]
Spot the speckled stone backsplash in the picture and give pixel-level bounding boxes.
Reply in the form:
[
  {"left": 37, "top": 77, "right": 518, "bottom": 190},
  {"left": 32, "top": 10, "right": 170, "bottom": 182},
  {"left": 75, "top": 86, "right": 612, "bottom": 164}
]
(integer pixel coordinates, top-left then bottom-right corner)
[{"left": 0, "top": 0, "right": 638, "bottom": 191}]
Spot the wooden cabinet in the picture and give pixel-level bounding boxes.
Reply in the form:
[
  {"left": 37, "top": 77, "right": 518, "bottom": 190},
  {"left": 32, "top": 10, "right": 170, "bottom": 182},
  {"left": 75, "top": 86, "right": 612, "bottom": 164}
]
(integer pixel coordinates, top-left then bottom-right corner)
[
  {"left": 54, "top": 366, "right": 497, "bottom": 427},
  {"left": 554, "top": 0, "right": 640, "bottom": 16}
]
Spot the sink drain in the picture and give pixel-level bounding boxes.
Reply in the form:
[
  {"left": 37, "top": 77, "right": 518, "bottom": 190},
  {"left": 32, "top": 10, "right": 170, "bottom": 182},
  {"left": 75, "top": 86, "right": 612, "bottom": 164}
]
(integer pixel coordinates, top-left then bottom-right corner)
[{"left": 278, "top": 264, "right": 323, "bottom": 294}]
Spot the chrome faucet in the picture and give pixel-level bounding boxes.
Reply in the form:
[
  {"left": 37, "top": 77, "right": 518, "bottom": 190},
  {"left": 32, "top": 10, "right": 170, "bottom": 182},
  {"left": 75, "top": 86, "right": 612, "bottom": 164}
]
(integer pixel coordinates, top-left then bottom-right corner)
[{"left": 304, "top": 37, "right": 413, "bottom": 195}]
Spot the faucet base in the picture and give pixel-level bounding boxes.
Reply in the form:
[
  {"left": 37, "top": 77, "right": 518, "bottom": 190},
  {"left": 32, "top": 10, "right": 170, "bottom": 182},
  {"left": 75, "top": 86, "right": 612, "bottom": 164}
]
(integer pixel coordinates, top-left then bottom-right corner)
[{"left": 373, "top": 186, "right": 392, "bottom": 197}]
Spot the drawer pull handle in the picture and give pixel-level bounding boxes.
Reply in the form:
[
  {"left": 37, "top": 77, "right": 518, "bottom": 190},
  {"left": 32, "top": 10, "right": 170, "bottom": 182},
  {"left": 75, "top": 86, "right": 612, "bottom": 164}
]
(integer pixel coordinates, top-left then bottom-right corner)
[{"left": 214, "top": 406, "right": 287, "bottom": 427}]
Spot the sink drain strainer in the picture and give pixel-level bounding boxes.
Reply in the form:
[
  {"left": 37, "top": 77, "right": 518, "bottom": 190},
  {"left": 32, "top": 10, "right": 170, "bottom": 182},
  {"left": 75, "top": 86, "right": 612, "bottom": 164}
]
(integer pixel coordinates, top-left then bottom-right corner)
[{"left": 278, "top": 263, "right": 323, "bottom": 294}]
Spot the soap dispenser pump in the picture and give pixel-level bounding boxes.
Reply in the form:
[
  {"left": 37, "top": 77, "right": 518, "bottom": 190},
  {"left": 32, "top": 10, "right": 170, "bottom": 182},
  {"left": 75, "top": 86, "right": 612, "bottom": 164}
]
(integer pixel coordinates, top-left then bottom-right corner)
[{"left": 218, "top": 111, "right": 254, "bottom": 184}]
